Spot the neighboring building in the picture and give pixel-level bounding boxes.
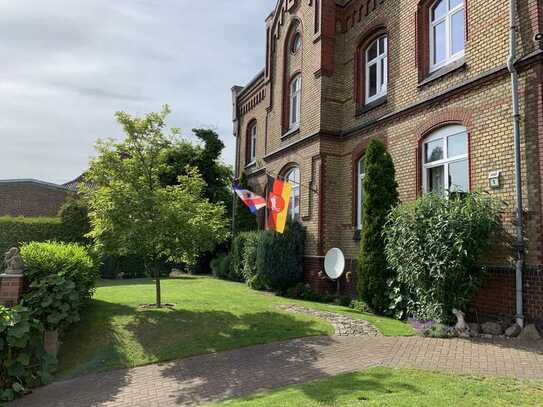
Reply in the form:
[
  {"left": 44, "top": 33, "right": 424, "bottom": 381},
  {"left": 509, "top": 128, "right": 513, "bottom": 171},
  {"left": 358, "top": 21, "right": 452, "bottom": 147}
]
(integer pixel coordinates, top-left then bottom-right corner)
[
  {"left": 0, "top": 179, "right": 72, "bottom": 217},
  {"left": 232, "top": 0, "right": 543, "bottom": 321}
]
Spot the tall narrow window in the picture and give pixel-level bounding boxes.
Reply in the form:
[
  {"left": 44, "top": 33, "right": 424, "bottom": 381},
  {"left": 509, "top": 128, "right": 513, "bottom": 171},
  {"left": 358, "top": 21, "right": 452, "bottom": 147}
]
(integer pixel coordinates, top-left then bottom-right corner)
[
  {"left": 289, "top": 75, "right": 302, "bottom": 130},
  {"left": 365, "top": 35, "right": 387, "bottom": 104},
  {"left": 422, "top": 125, "right": 469, "bottom": 195},
  {"left": 314, "top": 0, "right": 321, "bottom": 34},
  {"left": 250, "top": 123, "right": 257, "bottom": 162},
  {"left": 357, "top": 156, "right": 366, "bottom": 230},
  {"left": 285, "top": 167, "right": 301, "bottom": 219},
  {"left": 430, "top": 0, "right": 465, "bottom": 72},
  {"left": 246, "top": 121, "right": 257, "bottom": 164}
]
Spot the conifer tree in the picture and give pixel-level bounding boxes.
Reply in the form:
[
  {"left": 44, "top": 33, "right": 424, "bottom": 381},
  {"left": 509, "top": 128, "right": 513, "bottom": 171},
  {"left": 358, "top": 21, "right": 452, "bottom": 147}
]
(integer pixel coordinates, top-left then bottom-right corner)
[{"left": 357, "top": 139, "right": 399, "bottom": 313}]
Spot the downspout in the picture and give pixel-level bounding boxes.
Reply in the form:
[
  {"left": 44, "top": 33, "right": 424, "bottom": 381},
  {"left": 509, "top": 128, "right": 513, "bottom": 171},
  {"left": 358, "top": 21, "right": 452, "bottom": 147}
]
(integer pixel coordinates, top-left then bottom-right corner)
[
  {"left": 507, "top": 0, "right": 525, "bottom": 327},
  {"left": 231, "top": 87, "right": 242, "bottom": 237}
]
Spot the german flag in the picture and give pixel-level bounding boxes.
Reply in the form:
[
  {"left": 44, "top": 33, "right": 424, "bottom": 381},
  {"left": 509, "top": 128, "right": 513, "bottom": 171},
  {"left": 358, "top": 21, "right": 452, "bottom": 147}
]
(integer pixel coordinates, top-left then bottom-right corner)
[{"left": 266, "top": 175, "right": 292, "bottom": 234}]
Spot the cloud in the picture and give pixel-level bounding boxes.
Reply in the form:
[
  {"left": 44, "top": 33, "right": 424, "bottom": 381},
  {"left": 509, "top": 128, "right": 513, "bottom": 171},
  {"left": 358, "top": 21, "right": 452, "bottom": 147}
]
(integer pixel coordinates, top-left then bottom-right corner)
[{"left": 0, "top": 0, "right": 277, "bottom": 184}]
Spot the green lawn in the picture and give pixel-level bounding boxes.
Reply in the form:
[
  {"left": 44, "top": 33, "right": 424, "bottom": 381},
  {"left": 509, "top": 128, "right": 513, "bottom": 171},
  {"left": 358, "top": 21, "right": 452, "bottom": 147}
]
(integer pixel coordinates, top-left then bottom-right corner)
[
  {"left": 58, "top": 277, "right": 412, "bottom": 378},
  {"left": 214, "top": 367, "right": 543, "bottom": 406}
]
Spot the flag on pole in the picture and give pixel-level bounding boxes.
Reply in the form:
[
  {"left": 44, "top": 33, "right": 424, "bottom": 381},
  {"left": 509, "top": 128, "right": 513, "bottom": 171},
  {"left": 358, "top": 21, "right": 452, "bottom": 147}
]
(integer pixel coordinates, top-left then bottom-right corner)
[
  {"left": 233, "top": 184, "right": 267, "bottom": 214},
  {"left": 266, "top": 175, "right": 292, "bottom": 234}
]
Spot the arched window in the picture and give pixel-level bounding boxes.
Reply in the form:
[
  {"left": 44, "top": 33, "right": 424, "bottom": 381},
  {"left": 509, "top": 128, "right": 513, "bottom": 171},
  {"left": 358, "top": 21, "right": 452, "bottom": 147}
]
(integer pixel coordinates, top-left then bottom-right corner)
[
  {"left": 430, "top": 0, "right": 465, "bottom": 72},
  {"left": 365, "top": 35, "right": 387, "bottom": 104},
  {"left": 247, "top": 121, "right": 257, "bottom": 164},
  {"left": 289, "top": 75, "right": 302, "bottom": 130},
  {"left": 422, "top": 125, "right": 469, "bottom": 195},
  {"left": 356, "top": 156, "right": 366, "bottom": 230},
  {"left": 285, "top": 167, "right": 301, "bottom": 219},
  {"left": 291, "top": 32, "right": 302, "bottom": 54}
]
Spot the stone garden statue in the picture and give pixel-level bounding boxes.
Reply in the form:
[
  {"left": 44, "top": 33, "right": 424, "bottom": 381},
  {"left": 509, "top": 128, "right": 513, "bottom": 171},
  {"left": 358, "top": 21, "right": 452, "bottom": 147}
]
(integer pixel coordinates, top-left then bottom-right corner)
[
  {"left": 452, "top": 308, "right": 471, "bottom": 338},
  {"left": 3, "top": 247, "right": 25, "bottom": 275}
]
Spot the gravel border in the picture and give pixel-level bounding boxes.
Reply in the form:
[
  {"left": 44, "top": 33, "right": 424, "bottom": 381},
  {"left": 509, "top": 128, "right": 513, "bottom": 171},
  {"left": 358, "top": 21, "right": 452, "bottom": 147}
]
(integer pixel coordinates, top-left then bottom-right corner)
[{"left": 279, "top": 304, "right": 381, "bottom": 337}]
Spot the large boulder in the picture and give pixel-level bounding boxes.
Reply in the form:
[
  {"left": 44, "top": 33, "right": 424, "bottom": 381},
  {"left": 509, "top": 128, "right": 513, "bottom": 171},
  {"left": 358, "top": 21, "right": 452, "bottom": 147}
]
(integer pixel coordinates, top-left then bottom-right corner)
[
  {"left": 481, "top": 321, "right": 503, "bottom": 336},
  {"left": 469, "top": 323, "right": 481, "bottom": 336},
  {"left": 505, "top": 323, "right": 522, "bottom": 338},
  {"left": 519, "top": 324, "right": 542, "bottom": 341}
]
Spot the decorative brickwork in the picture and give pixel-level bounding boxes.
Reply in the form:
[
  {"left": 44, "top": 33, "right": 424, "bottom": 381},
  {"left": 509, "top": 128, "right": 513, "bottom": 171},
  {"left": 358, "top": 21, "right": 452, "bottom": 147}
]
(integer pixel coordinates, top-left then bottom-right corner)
[{"left": 233, "top": 0, "right": 543, "bottom": 321}]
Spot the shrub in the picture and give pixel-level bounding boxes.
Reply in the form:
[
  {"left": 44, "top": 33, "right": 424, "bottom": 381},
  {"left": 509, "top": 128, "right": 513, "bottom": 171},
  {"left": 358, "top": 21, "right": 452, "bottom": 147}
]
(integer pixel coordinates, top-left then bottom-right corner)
[
  {"left": 255, "top": 221, "right": 305, "bottom": 292},
  {"left": 241, "top": 232, "right": 262, "bottom": 289},
  {"left": 284, "top": 283, "right": 336, "bottom": 303},
  {"left": 350, "top": 300, "right": 370, "bottom": 313},
  {"left": 384, "top": 192, "right": 502, "bottom": 323},
  {"left": 20, "top": 242, "right": 99, "bottom": 303},
  {"left": 0, "top": 306, "right": 56, "bottom": 402},
  {"left": 59, "top": 198, "right": 91, "bottom": 244},
  {"left": 210, "top": 254, "right": 231, "bottom": 280},
  {"left": 0, "top": 217, "right": 64, "bottom": 258},
  {"left": 229, "top": 233, "right": 251, "bottom": 282},
  {"left": 357, "top": 139, "right": 399, "bottom": 314},
  {"left": 22, "top": 275, "right": 81, "bottom": 331}
]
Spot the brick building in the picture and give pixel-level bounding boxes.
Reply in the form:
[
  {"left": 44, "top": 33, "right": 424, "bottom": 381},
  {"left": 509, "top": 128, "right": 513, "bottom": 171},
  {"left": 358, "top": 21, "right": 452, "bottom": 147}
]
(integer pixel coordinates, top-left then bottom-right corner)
[
  {"left": 232, "top": 0, "right": 543, "bottom": 321},
  {"left": 0, "top": 179, "right": 72, "bottom": 217}
]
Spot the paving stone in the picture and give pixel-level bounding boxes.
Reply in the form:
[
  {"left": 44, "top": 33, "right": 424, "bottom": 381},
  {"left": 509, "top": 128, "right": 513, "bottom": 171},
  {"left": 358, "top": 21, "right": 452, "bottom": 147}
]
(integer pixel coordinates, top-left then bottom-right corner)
[{"left": 12, "top": 336, "right": 543, "bottom": 407}]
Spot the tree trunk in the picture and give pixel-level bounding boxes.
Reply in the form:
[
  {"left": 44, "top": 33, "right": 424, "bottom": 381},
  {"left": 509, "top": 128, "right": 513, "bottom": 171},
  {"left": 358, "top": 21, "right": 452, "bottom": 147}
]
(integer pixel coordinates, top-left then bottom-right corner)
[{"left": 154, "top": 266, "right": 162, "bottom": 308}]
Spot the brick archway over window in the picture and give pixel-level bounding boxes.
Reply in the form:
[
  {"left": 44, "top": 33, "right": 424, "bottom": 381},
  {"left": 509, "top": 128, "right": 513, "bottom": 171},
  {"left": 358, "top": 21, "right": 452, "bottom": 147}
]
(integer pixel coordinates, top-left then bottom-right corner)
[{"left": 414, "top": 109, "right": 474, "bottom": 196}]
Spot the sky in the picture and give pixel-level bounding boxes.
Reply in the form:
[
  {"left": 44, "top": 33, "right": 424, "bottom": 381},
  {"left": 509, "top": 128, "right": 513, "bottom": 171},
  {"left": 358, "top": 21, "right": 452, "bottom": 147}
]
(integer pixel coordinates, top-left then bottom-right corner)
[{"left": 0, "top": 0, "right": 277, "bottom": 184}]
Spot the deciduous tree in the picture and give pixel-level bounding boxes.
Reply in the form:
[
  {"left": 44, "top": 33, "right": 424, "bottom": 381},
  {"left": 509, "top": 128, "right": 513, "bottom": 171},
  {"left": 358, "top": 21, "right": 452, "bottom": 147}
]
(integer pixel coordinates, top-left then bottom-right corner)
[{"left": 84, "top": 106, "right": 229, "bottom": 307}]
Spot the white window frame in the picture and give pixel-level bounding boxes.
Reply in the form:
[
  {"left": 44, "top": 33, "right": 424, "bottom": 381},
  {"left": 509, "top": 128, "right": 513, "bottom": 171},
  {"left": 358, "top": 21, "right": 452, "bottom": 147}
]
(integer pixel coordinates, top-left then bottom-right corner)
[
  {"left": 249, "top": 123, "right": 257, "bottom": 163},
  {"left": 357, "top": 156, "right": 366, "bottom": 230},
  {"left": 422, "top": 124, "right": 469, "bottom": 196},
  {"left": 365, "top": 35, "right": 388, "bottom": 104},
  {"left": 289, "top": 75, "right": 302, "bottom": 130},
  {"left": 285, "top": 167, "right": 301, "bottom": 220},
  {"left": 429, "top": 0, "right": 465, "bottom": 73}
]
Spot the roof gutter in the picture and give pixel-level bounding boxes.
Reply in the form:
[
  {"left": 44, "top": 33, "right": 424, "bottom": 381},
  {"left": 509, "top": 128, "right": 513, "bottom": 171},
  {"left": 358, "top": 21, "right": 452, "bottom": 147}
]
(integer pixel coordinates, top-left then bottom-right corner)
[{"left": 508, "top": 0, "right": 525, "bottom": 327}]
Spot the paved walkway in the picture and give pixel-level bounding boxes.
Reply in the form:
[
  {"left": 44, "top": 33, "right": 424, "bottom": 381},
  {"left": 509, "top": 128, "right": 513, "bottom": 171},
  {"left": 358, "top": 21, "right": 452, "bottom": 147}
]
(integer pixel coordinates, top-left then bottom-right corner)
[{"left": 13, "top": 336, "right": 543, "bottom": 407}]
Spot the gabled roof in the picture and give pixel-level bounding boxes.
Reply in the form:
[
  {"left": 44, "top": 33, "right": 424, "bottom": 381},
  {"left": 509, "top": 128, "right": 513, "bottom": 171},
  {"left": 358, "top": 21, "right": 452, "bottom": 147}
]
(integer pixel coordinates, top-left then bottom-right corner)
[{"left": 0, "top": 179, "right": 70, "bottom": 192}]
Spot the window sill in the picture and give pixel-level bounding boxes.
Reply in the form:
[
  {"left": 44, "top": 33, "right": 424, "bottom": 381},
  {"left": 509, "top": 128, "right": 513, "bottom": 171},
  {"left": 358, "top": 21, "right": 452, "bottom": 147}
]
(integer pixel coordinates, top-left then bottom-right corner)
[
  {"left": 356, "top": 96, "right": 387, "bottom": 116},
  {"left": 281, "top": 126, "right": 300, "bottom": 140},
  {"left": 245, "top": 161, "right": 256, "bottom": 170},
  {"left": 418, "top": 58, "right": 466, "bottom": 88}
]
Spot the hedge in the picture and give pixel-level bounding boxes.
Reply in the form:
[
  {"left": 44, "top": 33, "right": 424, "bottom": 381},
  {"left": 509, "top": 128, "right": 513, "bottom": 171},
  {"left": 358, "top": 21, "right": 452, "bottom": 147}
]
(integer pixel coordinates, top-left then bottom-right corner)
[
  {"left": 255, "top": 221, "right": 305, "bottom": 292},
  {"left": 216, "top": 222, "right": 305, "bottom": 292},
  {"left": 0, "top": 217, "right": 64, "bottom": 257},
  {"left": 20, "top": 241, "right": 99, "bottom": 304}
]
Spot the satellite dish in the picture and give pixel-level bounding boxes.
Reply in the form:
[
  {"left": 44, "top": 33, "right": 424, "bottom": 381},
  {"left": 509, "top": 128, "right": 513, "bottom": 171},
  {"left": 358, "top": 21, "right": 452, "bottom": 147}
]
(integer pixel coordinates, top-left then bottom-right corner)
[{"left": 324, "top": 248, "right": 345, "bottom": 280}]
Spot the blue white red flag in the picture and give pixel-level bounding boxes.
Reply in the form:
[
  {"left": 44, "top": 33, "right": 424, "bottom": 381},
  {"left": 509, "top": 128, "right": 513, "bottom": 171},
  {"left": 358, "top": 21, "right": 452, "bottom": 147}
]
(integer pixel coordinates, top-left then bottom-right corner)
[{"left": 233, "top": 184, "right": 267, "bottom": 214}]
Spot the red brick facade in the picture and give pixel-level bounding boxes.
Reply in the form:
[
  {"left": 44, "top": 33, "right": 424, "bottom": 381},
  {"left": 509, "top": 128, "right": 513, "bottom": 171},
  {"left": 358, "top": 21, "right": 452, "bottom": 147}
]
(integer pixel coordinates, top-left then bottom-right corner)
[
  {"left": 0, "top": 275, "right": 24, "bottom": 307},
  {"left": 0, "top": 180, "right": 71, "bottom": 217},
  {"left": 233, "top": 0, "right": 543, "bottom": 321}
]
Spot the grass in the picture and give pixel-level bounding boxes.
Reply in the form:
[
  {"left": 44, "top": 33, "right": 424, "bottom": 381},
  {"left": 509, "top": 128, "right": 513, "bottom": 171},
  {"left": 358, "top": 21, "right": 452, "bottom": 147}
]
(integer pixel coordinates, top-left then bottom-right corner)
[
  {"left": 214, "top": 367, "right": 543, "bottom": 406},
  {"left": 58, "top": 277, "right": 412, "bottom": 379}
]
